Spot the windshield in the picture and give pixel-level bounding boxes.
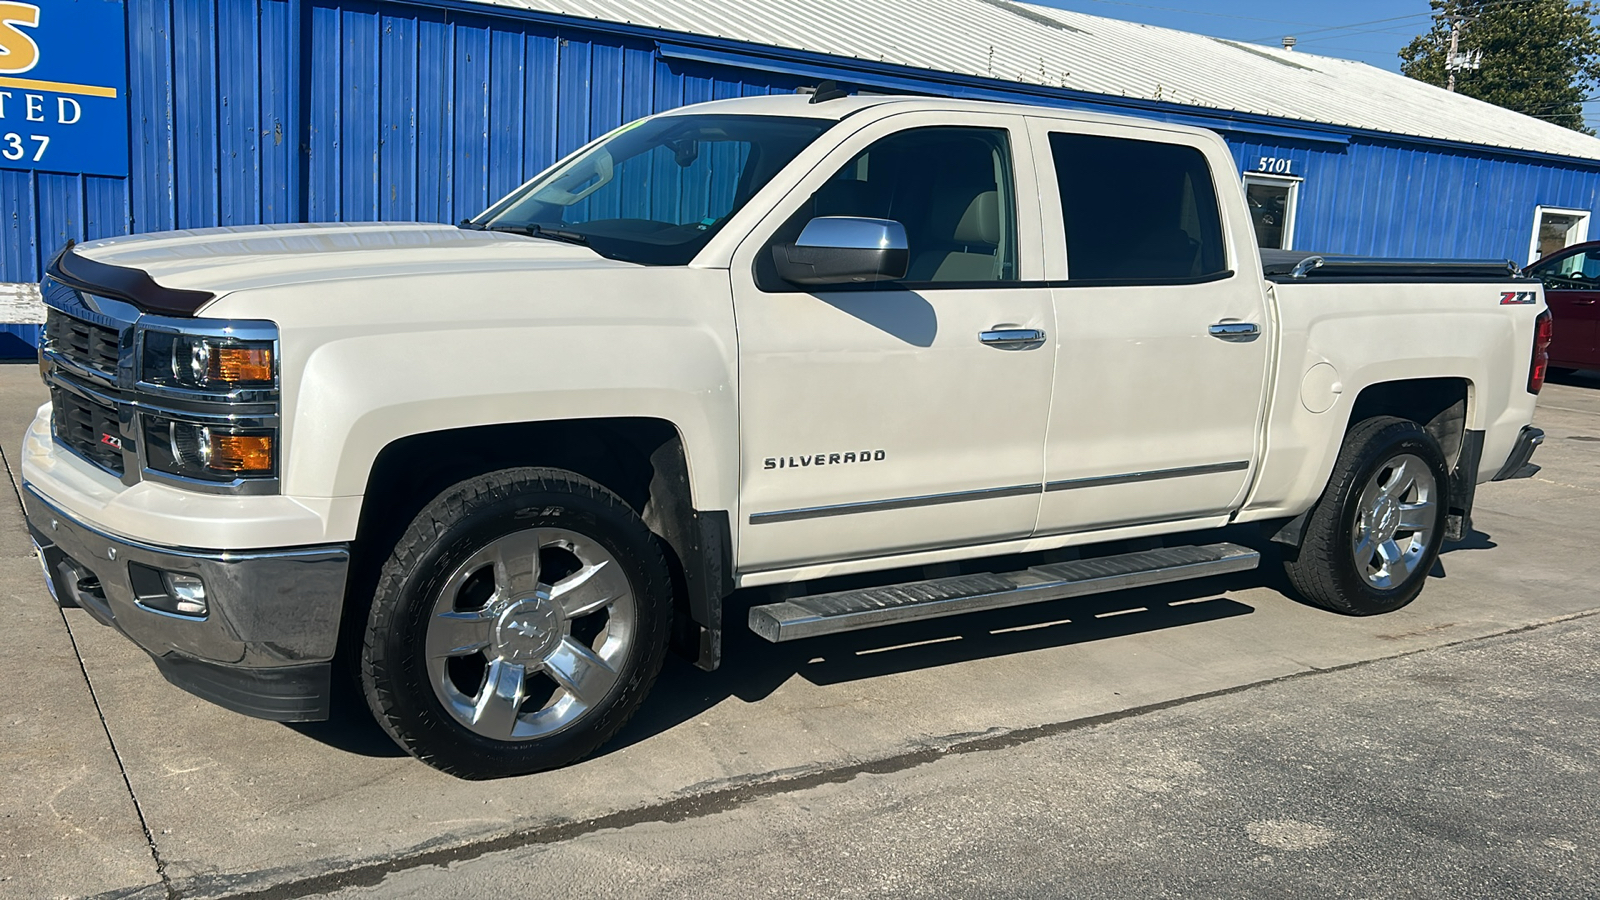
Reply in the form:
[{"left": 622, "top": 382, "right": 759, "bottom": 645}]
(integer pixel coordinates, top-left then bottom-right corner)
[{"left": 474, "top": 114, "right": 835, "bottom": 266}]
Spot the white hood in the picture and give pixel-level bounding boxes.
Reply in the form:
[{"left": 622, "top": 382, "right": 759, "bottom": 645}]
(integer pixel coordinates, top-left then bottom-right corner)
[{"left": 71, "top": 221, "right": 633, "bottom": 298}]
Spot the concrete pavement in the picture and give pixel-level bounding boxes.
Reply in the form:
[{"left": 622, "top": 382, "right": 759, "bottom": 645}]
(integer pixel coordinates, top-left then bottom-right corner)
[
  {"left": 0, "top": 373, "right": 160, "bottom": 899},
  {"left": 1, "top": 363, "right": 1598, "bottom": 898},
  {"left": 330, "top": 614, "right": 1600, "bottom": 900}
]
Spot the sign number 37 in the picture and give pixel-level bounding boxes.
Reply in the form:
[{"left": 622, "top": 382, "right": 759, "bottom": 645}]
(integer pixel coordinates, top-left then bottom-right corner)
[{"left": 2, "top": 132, "right": 48, "bottom": 161}]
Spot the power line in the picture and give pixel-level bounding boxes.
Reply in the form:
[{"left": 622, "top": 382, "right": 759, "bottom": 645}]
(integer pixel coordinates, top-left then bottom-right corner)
[
  {"left": 1242, "top": 12, "right": 1436, "bottom": 44},
  {"left": 1241, "top": 0, "right": 1549, "bottom": 45},
  {"left": 1041, "top": 0, "right": 1336, "bottom": 29}
]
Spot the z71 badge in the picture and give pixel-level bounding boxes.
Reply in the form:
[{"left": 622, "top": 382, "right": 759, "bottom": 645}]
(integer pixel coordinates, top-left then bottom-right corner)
[{"left": 1501, "top": 291, "right": 1537, "bottom": 305}]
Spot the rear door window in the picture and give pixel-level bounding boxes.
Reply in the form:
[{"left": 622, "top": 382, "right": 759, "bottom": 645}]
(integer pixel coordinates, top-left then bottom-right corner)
[{"left": 1048, "top": 133, "right": 1229, "bottom": 283}]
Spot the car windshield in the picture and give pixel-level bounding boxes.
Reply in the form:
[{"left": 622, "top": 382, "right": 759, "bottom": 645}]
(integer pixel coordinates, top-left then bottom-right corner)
[{"left": 473, "top": 114, "right": 835, "bottom": 266}]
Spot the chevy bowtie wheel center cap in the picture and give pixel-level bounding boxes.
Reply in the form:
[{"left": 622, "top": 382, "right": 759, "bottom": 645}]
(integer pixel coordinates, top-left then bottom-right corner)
[{"left": 495, "top": 598, "right": 561, "bottom": 662}]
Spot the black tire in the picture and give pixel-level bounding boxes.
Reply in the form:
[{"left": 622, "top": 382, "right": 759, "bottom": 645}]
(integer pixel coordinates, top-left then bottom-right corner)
[
  {"left": 1283, "top": 416, "right": 1450, "bottom": 616},
  {"left": 361, "top": 467, "right": 672, "bottom": 779},
  {"left": 1548, "top": 367, "right": 1577, "bottom": 378}
]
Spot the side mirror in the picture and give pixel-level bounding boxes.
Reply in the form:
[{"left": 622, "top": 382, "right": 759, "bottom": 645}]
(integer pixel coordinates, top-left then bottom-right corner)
[{"left": 772, "top": 217, "right": 909, "bottom": 286}]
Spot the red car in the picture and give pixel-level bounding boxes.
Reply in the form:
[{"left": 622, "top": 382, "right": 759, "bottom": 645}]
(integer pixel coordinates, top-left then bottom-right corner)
[{"left": 1525, "top": 241, "right": 1600, "bottom": 374}]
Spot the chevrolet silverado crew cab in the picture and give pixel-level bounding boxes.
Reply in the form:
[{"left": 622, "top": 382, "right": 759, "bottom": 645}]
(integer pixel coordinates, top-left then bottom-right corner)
[{"left": 24, "top": 93, "right": 1550, "bottom": 779}]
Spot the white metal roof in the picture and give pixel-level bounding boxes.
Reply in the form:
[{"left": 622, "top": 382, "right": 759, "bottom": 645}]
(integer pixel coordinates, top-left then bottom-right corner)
[{"left": 468, "top": 0, "right": 1600, "bottom": 163}]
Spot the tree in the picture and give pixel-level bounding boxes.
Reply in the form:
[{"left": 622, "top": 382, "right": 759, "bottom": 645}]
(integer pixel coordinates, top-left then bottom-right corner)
[{"left": 1400, "top": 0, "right": 1600, "bottom": 134}]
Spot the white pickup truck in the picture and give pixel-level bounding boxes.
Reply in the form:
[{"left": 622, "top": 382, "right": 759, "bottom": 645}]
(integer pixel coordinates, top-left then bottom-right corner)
[{"left": 24, "top": 93, "right": 1549, "bottom": 778}]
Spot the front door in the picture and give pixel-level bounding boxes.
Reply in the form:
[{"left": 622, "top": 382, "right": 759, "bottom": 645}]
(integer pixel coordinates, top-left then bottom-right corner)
[
  {"left": 730, "top": 114, "right": 1055, "bottom": 573},
  {"left": 1529, "top": 245, "right": 1600, "bottom": 368},
  {"left": 1027, "top": 118, "right": 1271, "bottom": 536}
]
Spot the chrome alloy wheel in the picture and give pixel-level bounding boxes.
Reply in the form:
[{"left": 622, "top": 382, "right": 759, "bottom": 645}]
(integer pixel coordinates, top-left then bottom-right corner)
[
  {"left": 1350, "top": 453, "right": 1438, "bottom": 590},
  {"left": 424, "top": 528, "right": 636, "bottom": 741}
]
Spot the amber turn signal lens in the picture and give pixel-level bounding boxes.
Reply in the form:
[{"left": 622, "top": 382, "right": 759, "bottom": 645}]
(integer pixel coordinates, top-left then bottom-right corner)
[
  {"left": 208, "top": 433, "right": 274, "bottom": 473},
  {"left": 207, "top": 346, "right": 273, "bottom": 385}
]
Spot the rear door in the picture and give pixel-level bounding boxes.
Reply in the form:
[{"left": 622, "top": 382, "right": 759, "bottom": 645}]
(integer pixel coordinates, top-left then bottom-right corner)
[
  {"left": 1529, "top": 246, "right": 1600, "bottom": 368},
  {"left": 1027, "top": 118, "right": 1271, "bottom": 536}
]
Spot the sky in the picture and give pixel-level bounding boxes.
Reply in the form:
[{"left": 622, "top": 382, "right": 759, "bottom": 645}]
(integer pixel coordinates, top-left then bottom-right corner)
[{"left": 1032, "top": 0, "right": 1600, "bottom": 129}]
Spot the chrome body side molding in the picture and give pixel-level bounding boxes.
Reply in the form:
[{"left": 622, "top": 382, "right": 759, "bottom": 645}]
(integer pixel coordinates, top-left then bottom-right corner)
[
  {"left": 749, "top": 483, "right": 1041, "bottom": 525},
  {"left": 749, "top": 461, "right": 1253, "bottom": 525},
  {"left": 1046, "top": 461, "right": 1250, "bottom": 492}
]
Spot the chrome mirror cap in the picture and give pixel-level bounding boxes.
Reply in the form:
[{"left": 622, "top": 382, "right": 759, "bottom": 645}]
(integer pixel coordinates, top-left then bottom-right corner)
[
  {"left": 796, "top": 216, "right": 908, "bottom": 252},
  {"left": 774, "top": 217, "right": 910, "bottom": 286}
]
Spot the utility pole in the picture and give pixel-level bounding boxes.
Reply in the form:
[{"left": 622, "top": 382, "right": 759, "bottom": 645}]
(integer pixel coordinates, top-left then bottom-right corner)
[
  {"left": 1447, "top": 16, "right": 1461, "bottom": 91},
  {"left": 1444, "top": 13, "right": 1482, "bottom": 92}
]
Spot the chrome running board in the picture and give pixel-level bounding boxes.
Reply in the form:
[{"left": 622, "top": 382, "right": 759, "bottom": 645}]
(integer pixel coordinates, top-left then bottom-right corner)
[{"left": 747, "top": 543, "right": 1260, "bottom": 642}]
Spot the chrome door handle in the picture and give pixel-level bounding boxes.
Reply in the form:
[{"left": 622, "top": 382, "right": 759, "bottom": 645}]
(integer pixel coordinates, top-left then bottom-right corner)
[
  {"left": 980, "top": 328, "right": 1046, "bottom": 347},
  {"left": 1209, "top": 322, "right": 1260, "bottom": 341}
]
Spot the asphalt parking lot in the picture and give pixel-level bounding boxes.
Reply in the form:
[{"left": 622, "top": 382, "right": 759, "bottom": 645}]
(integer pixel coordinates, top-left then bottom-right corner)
[{"left": 3, "top": 364, "right": 1599, "bottom": 900}]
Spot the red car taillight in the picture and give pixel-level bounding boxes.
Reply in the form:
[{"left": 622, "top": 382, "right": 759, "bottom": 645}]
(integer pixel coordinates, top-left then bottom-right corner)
[{"left": 1529, "top": 309, "right": 1554, "bottom": 394}]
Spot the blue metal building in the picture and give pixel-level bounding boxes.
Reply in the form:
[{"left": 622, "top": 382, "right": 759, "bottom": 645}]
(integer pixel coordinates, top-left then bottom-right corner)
[{"left": 5, "top": 0, "right": 1600, "bottom": 353}]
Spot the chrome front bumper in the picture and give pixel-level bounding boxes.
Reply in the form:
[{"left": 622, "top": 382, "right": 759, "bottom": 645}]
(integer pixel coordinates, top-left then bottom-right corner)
[{"left": 23, "top": 484, "right": 349, "bottom": 721}]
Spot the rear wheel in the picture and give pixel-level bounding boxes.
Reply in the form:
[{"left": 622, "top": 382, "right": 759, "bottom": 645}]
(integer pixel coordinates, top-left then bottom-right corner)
[
  {"left": 1284, "top": 416, "right": 1449, "bottom": 616},
  {"left": 361, "top": 468, "right": 672, "bottom": 779}
]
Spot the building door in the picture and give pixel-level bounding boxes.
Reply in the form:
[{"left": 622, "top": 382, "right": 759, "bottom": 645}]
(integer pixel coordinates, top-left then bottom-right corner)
[
  {"left": 730, "top": 114, "right": 1055, "bottom": 573},
  {"left": 1027, "top": 118, "right": 1270, "bottom": 536},
  {"left": 1242, "top": 173, "right": 1301, "bottom": 250},
  {"left": 1528, "top": 244, "right": 1600, "bottom": 369},
  {"left": 1529, "top": 206, "right": 1592, "bottom": 265}
]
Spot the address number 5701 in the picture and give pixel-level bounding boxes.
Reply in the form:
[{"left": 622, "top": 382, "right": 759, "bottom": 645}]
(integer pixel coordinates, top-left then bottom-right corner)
[{"left": 2, "top": 133, "right": 50, "bottom": 162}]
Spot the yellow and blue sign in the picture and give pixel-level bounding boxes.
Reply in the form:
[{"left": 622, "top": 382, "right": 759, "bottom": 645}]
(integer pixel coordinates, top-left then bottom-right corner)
[{"left": 0, "top": 0, "right": 126, "bottom": 176}]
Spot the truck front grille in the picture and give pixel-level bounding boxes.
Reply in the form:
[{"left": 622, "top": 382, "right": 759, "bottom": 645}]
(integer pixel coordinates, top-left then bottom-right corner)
[
  {"left": 44, "top": 309, "right": 120, "bottom": 379},
  {"left": 51, "top": 388, "right": 126, "bottom": 476}
]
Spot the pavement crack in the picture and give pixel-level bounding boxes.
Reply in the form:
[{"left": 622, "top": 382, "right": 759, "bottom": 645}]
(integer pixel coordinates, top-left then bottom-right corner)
[
  {"left": 56, "top": 608, "right": 180, "bottom": 900},
  {"left": 197, "top": 604, "right": 1600, "bottom": 900},
  {"left": 3, "top": 443, "right": 180, "bottom": 900}
]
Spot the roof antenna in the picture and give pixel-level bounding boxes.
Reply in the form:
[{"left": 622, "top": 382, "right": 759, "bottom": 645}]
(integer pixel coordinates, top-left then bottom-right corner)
[{"left": 801, "top": 80, "right": 851, "bottom": 104}]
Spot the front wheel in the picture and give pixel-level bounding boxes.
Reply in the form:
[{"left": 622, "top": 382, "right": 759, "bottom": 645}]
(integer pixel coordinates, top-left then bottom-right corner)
[
  {"left": 361, "top": 468, "right": 672, "bottom": 779},
  {"left": 1284, "top": 416, "right": 1449, "bottom": 616}
]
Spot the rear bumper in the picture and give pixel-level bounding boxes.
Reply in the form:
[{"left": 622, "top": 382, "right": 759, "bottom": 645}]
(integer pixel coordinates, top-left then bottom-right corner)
[
  {"left": 24, "top": 483, "right": 348, "bottom": 721},
  {"left": 1492, "top": 426, "right": 1545, "bottom": 481}
]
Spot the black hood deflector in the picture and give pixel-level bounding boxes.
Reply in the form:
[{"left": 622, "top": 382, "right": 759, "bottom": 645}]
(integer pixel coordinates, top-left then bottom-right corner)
[{"left": 47, "top": 244, "right": 215, "bottom": 317}]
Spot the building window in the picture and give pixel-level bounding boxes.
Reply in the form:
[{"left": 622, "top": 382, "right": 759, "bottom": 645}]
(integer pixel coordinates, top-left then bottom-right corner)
[
  {"left": 1243, "top": 173, "right": 1301, "bottom": 250},
  {"left": 1529, "top": 206, "right": 1592, "bottom": 265}
]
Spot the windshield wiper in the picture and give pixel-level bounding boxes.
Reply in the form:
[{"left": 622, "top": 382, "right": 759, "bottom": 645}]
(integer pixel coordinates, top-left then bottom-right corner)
[{"left": 485, "top": 223, "right": 590, "bottom": 246}]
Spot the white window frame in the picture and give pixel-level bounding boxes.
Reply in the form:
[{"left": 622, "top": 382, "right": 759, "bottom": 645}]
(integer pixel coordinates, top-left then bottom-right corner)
[
  {"left": 1528, "top": 205, "right": 1592, "bottom": 266},
  {"left": 1242, "top": 172, "right": 1302, "bottom": 251}
]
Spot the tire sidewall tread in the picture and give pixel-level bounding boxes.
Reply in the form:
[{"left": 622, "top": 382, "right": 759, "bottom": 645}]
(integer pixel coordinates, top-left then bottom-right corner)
[
  {"left": 1284, "top": 416, "right": 1451, "bottom": 616},
  {"left": 361, "top": 467, "right": 672, "bottom": 780}
]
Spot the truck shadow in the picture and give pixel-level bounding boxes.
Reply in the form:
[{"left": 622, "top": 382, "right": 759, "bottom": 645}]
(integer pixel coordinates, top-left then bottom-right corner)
[
  {"left": 611, "top": 524, "right": 1502, "bottom": 756},
  {"left": 287, "top": 525, "right": 1498, "bottom": 761},
  {"left": 608, "top": 570, "right": 1262, "bottom": 756},
  {"left": 285, "top": 569, "right": 1263, "bottom": 761},
  {"left": 1548, "top": 369, "right": 1600, "bottom": 389}
]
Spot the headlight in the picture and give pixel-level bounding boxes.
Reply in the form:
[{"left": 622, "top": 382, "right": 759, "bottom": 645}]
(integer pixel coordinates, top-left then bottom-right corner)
[
  {"left": 131, "top": 319, "right": 281, "bottom": 492},
  {"left": 142, "top": 332, "right": 275, "bottom": 391},
  {"left": 142, "top": 416, "right": 276, "bottom": 482}
]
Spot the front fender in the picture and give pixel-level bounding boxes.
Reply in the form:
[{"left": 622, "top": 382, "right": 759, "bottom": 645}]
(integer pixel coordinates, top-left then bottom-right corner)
[{"left": 206, "top": 267, "right": 741, "bottom": 533}]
